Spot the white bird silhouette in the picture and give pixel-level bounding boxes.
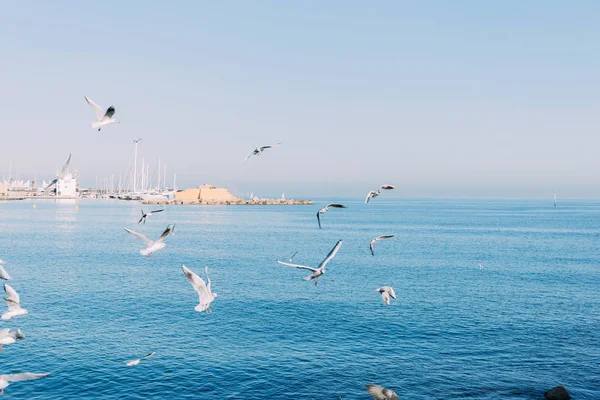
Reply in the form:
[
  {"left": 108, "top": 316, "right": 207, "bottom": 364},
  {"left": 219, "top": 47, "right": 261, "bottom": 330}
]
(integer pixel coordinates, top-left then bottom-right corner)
[
  {"left": 0, "top": 328, "right": 24, "bottom": 350},
  {"left": 277, "top": 240, "right": 342, "bottom": 286},
  {"left": 0, "top": 373, "right": 50, "bottom": 395},
  {"left": 85, "top": 96, "right": 119, "bottom": 131},
  {"left": 138, "top": 208, "right": 164, "bottom": 224},
  {"left": 2, "top": 284, "right": 28, "bottom": 321},
  {"left": 369, "top": 235, "right": 394, "bottom": 256},
  {"left": 365, "top": 185, "right": 395, "bottom": 204},
  {"left": 316, "top": 203, "right": 347, "bottom": 229},
  {"left": 241, "top": 144, "right": 281, "bottom": 162},
  {"left": 182, "top": 266, "right": 217, "bottom": 313},
  {"left": 125, "top": 352, "right": 155, "bottom": 367},
  {"left": 374, "top": 287, "right": 396, "bottom": 305},
  {"left": 124, "top": 224, "right": 175, "bottom": 258},
  {"left": 366, "top": 384, "right": 399, "bottom": 400}
]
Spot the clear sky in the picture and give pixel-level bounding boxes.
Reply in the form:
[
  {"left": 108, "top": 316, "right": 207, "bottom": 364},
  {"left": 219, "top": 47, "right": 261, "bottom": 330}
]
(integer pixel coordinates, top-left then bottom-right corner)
[{"left": 1, "top": 1, "right": 599, "bottom": 198}]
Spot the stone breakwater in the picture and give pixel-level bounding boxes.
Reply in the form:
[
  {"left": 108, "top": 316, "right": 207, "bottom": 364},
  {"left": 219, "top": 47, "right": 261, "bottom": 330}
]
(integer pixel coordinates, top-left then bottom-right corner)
[{"left": 142, "top": 199, "right": 313, "bottom": 205}]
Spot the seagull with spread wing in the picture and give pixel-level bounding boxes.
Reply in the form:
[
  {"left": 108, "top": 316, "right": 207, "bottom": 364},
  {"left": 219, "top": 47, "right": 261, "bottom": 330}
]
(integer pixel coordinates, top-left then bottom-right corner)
[
  {"left": 138, "top": 208, "right": 164, "bottom": 224},
  {"left": 182, "top": 266, "right": 217, "bottom": 313},
  {"left": 277, "top": 240, "right": 342, "bottom": 286},
  {"left": 85, "top": 96, "right": 119, "bottom": 131},
  {"left": 124, "top": 224, "right": 175, "bottom": 258},
  {"left": 374, "top": 287, "right": 396, "bottom": 306},
  {"left": 46, "top": 154, "right": 72, "bottom": 189},
  {"left": 2, "top": 284, "right": 27, "bottom": 321},
  {"left": 366, "top": 384, "right": 399, "bottom": 400},
  {"left": 125, "top": 352, "right": 155, "bottom": 367},
  {"left": 0, "top": 328, "right": 24, "bottom": 350},
  {"left": 369, "top": 235, "right": 394, "bottom": 256},
  {"left": 0, "top": 373, "right": 50, "bottom": 395},
  {"left": 365, "top": 184, "right": 395, "bottom": 204},
  {"left": 241, "top": 143, "right": 281, "bottom": 162},
  {"left": 316, "top": 203, "right": 347, "bottom": 229}
]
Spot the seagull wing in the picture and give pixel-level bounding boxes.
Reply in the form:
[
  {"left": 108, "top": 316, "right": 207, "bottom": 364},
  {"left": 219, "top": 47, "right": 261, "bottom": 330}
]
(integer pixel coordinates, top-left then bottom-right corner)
[
  {"left": 4, "top": 284, "right": 20, "bottom": 305},
  {"left": 0, "top": 328, "right": 10, "bottom": 339},
  {"left": 241, "top": 150, "right": 256, "bottom": 162},
  {"left": 326, "top": 203, "right": 347, "bottom": 208},
  {"left": 318, "top": 240, "right": 342, "bottom": 269},
  {"left": 316, "top": 211, "right": 321, "bottom": 228},
  {"left": 0, "top": 265, "right": 12, "bottom": 280},
  {"left": 205, "top": 267, "right": 212, "bottom": 294},
  {"left": 259, "top": 143, "right": 281, "bottom": 151},
  {"left": 1, "top": 373, "right": 50, "bottom": 382},
  {"left": 155, "top": 225, "right": 174, "bottom": 243},
  {"left": 370, "top": 240, "right": 376, "bottom": 255},
  {"left": 124, "top": 228, "right": 154, "bottom": 246},
  {"left": 366, "top": 385, "right": 397, "bottom": 400},
  {"left": 376, "top": 235, "right": 395, "bottom": 240},
  {"left": 182, "top": 265, "right": 209, "bottom": 300},
  {"left": 387, "top": 287, "right": 396, "bottom": 299},
  {"left": 58, "top": 154, "right": 71, "bottom": 178},
  {"left": 365, "top": 191, "right": 374, "bottom": 204},
  {"left": 148, "top": 209, "right": 164, "bottom": 215},
  {"left": 143, "top": 352, "right": 155, "bottom": 359},
  {"left": 85, "top": 96, "right": 105, "bottom": 120},
  {"left": 381, "top": 291, "right": 390, "bottom": 305},
  {"left": 277, "top": 260, "right": 317, "bottom": 272},
  {"left": 379, "top": 184, "right": 395, "bottom": 190},
  {"left": 103, "top": 106, "right": 116, "bottom": 119}
]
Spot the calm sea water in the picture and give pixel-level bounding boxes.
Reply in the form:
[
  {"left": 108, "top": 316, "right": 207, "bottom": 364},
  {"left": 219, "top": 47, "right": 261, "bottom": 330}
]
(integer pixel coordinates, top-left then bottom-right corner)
[{"left": 0, "top": 198, "right": 598, "bottom": 399}]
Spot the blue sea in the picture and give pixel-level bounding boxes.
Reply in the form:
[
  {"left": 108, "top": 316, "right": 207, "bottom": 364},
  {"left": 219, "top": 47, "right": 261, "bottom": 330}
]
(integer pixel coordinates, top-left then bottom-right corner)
[{"left": 0, "top": 198, "right": 598, "bottom": 399}]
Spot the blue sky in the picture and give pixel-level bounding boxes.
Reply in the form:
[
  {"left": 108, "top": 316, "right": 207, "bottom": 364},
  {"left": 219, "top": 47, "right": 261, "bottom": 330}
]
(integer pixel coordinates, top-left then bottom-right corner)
[{"left": 1, "top": 1, "right": 599, "bottom": 198}]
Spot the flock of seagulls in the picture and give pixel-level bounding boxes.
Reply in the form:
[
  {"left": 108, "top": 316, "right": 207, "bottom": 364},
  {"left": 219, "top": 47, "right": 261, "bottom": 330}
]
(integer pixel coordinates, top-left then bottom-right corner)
[{"left": 0, "top": 260, "right": 48, "bottom": 392}]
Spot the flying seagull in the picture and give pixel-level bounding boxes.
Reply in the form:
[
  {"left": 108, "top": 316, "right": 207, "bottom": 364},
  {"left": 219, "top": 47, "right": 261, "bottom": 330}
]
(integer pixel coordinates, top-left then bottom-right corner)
[
  {"left": 316, "top": 203, "right": 347, "bottom": 229},
  {"left": 0, "top": 265, "right": 11, "bottom": 281},
  {"left": 369, "top": 235, "right": 394, "bottom": 256},
  {"left": 365, "top": 185, "right": 395, "bottom": 204},
  {"left": 46, "top": 154, "right": 72, "bottom": 189},
  {"left": 366, "top": 384, "right": 399, "bottom": 400},
  {"left": 288, "top": 251, "right": 299, "bottom": 262},
  {"left": 479, "top": 264, "right": 484, "bottom": 270},
  {"left": 85, "top": 96, "right": 119, "bottom": 131},
  {"left": 2, "top": 284, "right": 28, "bottom": 321},
  {"left": 277, "top": 240, "right": 342, "bottom": 286},
  {"left": 138, "top": 208, "right": 164, "bottom": 224},
  {"left": 124, "top": 224, "right": 175, "bottom": 258},
  {"left": 0, "top": 373, "right": 50, "bottom": 395},
  {"left": 125, "top": 352, "right": 155, "bottom": 367},
  {"left": 375, "top": 287, "right": 396, "bottom": 306},
  {"left": 182, "top": 266, "right": 217, "bottom": 314},
  {"left": 241, "top": 144, "right": 281, "bottom": 162},
  {"left": 0, "top": 328, "right": 24, "bottom": 350}
]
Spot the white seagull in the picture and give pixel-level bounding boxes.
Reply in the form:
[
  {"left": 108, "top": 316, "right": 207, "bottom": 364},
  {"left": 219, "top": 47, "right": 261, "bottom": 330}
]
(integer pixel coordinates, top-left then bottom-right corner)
[
  {"left": 0, "top": 328, "right": 24, "bottom": 350},
  {"left": 374, "top": 287, "right": 396, "bottom": 305},
  {"left": 124, "top": 224, "right": 175, "bottom": 258},
  {"left": 0, "top": 373, "right": 50, "bottom": 395},
  {"left": 316, "top": 203, "right": 347, "bottom": 229},
  {"left": 182, "top": 265, "right": 217, "bottom": 313},
  {"left": 0, "top": 265, "right": 11, "bottom": 281},
  {"left": 2, "top": 284, "right": 28, "bottom": 321},
  {"left": 138, "top": 208, "right": 164, "bottom": 224},
  {"left": 479, "top": 264, "right": 484, "bottom": 270},
  {"left": 241, "top": 144, "right": 281, "bottom": 162},
  {"left": 369, "top": 235, "right": 394, "bottom": 256},
  {"left": 125, "top": 352, "right": 155, "bottom": 367},
  {"left": 46, "top": 154, "right": 71, "bottom": 189},
  {"left": 85, "top": 96, "right": 119, "bottom": 131},
  {"left": 366, "top": 384, "right": 399, "bottom": 400},
  {"left": 365, "top": 185, "right": 395, "bottom": 204},
  {"left": 277, "top": 240, "right": 342, "bottom": 286}
]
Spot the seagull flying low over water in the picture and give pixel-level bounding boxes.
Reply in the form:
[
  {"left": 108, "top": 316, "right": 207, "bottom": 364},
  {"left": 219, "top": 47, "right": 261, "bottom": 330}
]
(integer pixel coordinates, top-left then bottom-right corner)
[
  {"left": 277, "top": 240, "right": 342, "bottom": 286},
  {"left": 366, "top": 384, "right": 399, "bottom": 400},
  {"left": 369, "top": 235, "right": 394, "bottom": 256},
  {"left": 365, "top": 185, "right": 395, "bottom": 204},
  {"left": 0, "top": 373, "right": 50, "bottom": 395},
  {"left": 182, "top": 266, "right": 217, "bottom": 314},
  {"left": 138, "top": 208, "right": 164, "bottom": 224},
  {"left": 0, "top": 328, "right": 24, "bottom": 350},
  {"left": 2, "top": 284, "right": 28, "bottom": 321},
  {"left": 125, "top": 352, "right": 155, "bottom": 367},
  {"left": 124, "top": 224, "right": 175, "bottom": 258},
  {"left": 0, "top": 265, "right": 11, "bottom": 281},
  {"left": 316, "top": 203, "right": 347, "bottom": 229},
  {"left": 241, "top": 143, "right": 281, "bottom": 162},
  {"left": 85, "top": 96, "right": 119, "bottom": 131},
  {"left": 375, "top": 287, "right": 396, "bottom": 305}
]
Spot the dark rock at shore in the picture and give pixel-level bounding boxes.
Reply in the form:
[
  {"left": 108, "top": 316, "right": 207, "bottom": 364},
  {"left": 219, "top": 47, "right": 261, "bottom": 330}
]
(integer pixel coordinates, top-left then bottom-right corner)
[{"left": 545, "top": 386, "right": 571, "bottom": 400}]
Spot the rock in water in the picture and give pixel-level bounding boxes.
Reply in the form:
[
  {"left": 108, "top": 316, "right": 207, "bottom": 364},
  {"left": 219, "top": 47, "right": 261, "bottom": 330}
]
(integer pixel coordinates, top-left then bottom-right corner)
[{"left": 545, "top": 386, "right": 571, "bottom": 400}]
